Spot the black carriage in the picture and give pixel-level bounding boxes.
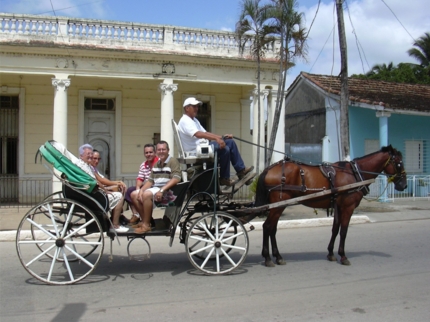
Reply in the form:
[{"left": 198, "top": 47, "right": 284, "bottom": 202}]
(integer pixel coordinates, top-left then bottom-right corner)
[{"left": 15, "top": 134, "right": 257, "bottom": 285}]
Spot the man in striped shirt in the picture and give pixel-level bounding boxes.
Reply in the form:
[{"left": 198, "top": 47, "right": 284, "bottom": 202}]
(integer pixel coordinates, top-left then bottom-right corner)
[
  {"left": 133, "top": 141, "right": 181, "bottom": 234},
  {"left": 126, "top": 144, "right": 159, "bottom": 224}
]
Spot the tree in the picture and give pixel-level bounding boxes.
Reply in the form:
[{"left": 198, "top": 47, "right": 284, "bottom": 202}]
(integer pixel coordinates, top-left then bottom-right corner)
[
  {"left": 265, "top": 0, "right": 307, "bottom": 166},
  {"left": 236, "top": 0, "right": 276, "bottom": 173},
  {"left": 407, "top": 32, "right": 430, "bottom": 67},
  {"left": 366, "top": 62, "right": 395, "bottom": 76}
]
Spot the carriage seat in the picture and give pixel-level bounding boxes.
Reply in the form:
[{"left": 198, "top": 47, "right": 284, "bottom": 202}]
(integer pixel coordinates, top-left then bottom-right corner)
[{"left": 172, "top": 119, "right": 214, "bottom": 181}]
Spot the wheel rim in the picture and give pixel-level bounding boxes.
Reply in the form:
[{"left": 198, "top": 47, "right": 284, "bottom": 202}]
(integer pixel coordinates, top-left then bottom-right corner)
[
  {"left": 185, "top": 212, "right": 248, "bottom": 275},
  {"left": 16, "top": 198, "right": 104, "bottom": 285}
]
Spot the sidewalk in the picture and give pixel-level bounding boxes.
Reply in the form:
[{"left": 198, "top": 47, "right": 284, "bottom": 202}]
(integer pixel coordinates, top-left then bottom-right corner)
[{"left": 1, "top": 198, "right": 429, "bottom": 241}]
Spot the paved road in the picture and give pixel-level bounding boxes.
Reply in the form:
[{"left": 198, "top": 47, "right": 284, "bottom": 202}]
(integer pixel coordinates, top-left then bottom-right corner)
[{"left": 1, "top": 214, "right": 429, "bottom": 321}]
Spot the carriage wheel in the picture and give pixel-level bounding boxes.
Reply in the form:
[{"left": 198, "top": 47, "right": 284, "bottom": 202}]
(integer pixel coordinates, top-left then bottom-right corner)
[
  {"left": 185, "top": 212, "right": 248, "bottom": 275},
  {"left": 29, "top": 199, "right": 102, "bottom": 261},
  {"left": 16, "top": 198, "right": 105, "bottom": 285},
  {"left": 43, "top": 191, "right": 64, "bottom": 201}
]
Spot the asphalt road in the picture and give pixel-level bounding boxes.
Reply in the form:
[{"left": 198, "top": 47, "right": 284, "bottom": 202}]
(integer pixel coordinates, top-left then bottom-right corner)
[{"left": 1, "top": 217, "right": 430, "bottom": 322}]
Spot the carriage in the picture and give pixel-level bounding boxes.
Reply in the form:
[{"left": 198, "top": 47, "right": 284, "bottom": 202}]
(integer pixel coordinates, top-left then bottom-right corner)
[{"left": 15, "top": 125, "right": 406, "bottom": 285}]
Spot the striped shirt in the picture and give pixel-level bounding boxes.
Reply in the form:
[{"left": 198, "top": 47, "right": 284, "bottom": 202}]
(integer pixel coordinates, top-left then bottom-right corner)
[
  {"left": 148, "top": 155, "right": 181, "bottom": 187},
  {"left": 137, "top": 157, "right": 159, "bottom": 182}
]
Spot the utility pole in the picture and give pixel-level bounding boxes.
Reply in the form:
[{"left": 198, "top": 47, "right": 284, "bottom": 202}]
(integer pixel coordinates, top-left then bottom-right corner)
[{"left": 336, "top": 0, "right": 350, "bottom": 160}]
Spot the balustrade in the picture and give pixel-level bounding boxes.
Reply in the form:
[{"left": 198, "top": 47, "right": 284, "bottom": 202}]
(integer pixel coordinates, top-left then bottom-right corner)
[{"left": 1, "top": 13, "right": 277, "bottom": 58}]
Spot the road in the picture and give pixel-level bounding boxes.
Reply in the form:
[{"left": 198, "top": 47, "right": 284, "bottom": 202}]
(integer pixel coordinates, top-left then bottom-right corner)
[{"left": 1, "top": 217, "right": 429, "bottom": 321}]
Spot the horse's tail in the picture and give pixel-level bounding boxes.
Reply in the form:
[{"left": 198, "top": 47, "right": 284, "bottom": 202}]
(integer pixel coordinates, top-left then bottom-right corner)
[{"left": 254, "top": 170, "right": 269, "bottom": 207}]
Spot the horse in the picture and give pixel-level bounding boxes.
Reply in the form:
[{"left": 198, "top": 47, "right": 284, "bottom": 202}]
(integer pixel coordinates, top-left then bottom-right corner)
[{"left": 254, "top": 145, "right": 407, "bottom": 267}]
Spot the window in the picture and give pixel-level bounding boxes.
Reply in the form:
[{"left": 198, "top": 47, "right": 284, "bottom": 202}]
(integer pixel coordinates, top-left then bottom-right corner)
[
  {"left": 84, "top": 98, "right": 115, "bottom": 110},
  {"left": 196, "top": 102, "right": 211, "bottom": 132},
  {"left": 405, "top": 140, "right": 425, "bottom": 173},
  {"left": 0, "top": 96, "right": 19, "bottom": 175}
]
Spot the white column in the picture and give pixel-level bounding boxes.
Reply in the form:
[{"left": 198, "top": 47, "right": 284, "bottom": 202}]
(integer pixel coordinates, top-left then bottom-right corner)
[
  {"left": 267, "top": 90, "right": 285, "bottom": 163},
  {"left": 252, "top": 88, "right": 268, "bottom": 172},
  {"left": 158, "top": 79, "right": 178, "bottom": 150},
  {"left": 52, "top": 77, "right": 70, "bottom": 146},
  {"left": 51, "top": 76, "right": 70, "bottom": 193},
  {"left": 376, "top": 110, "right": 391, "bottom": 202}
]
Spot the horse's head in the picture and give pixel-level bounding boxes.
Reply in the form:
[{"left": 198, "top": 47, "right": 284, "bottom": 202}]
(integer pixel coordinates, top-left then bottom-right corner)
[{"left": 382, "top": 145, "right": 407, "bottom": 191}]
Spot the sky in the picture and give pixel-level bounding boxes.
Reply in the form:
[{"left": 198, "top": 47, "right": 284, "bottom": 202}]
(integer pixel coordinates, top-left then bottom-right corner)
[{"left": 2, "top": 0, "right": 430, "bottom": 88}]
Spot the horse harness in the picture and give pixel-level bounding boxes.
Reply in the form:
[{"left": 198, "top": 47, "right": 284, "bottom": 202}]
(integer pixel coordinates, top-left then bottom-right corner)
[{"left": 269, "top": 158, "right": 371, "bottom": 221}]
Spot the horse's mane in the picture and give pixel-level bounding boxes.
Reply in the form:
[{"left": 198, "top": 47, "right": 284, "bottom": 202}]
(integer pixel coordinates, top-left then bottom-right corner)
[{"left": 353, "top": 145, "right": 401, "bottom": 162}]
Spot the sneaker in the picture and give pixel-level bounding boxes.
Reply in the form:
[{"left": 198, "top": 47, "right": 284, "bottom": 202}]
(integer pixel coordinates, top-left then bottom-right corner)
[
  {"left": 237, "top": 166, "right": 254, "bottom": 179},
  {"left": 111, "top": 225, "right": 129, "bottom": 233},
  {"left": 219, "top": 178, "right": 237, "bottom": 186}
]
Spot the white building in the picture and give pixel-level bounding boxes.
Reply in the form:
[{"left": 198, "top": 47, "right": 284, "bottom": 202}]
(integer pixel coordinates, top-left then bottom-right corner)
[{"left": 0, "top": 13, "right": 285, "bottom": 203}]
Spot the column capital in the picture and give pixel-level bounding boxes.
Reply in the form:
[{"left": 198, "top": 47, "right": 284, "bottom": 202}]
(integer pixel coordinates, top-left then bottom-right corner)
[
  {"left": 52, "top": 78, "right": 71, "bottom": 91},
  {"left": 158, "top": 83, "right": 178, "bottom": 94},
  {"left": 376, "top": 110, "right": 391, "bottom": 118},
  {"left": 251, "top": 88, "right": 270, "bottom": 98}
]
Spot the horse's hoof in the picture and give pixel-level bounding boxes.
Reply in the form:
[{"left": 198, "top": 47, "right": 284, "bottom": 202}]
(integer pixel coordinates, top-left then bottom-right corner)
[
  {"left": 341, "top": 257, "right": 351, "bottom": 266},
  {"left": 276, "top": 259, "right": 287, "bottom": 265},
  {"left": 265, "top": 260, "right": 276, "bottom": 267},
  {"left": 327, "top": 254, "right": 337, "bottom": 262}
]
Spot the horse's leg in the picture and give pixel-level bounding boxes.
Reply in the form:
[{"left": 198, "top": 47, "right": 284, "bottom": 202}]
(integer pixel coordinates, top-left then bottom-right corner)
[
  {"left": 338, "top": 210, "right": 353, "bottom": 266},
  {"left": 327, "top": 216, "right": 340, "bottom": 262},
  {"left": 269, "top": 208, "right": 286, "bottom": 265},
  {"left": 262, "top": 208, "right": 284, "bottom": 267},
  {"left": 262, "top": 217, "right": 274, "bottom": 267}
]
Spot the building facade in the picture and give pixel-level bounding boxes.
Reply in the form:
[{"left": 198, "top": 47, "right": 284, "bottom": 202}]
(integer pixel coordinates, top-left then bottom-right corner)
[{"left": 0, "top": 13, "right": 285, "bottom": 203}]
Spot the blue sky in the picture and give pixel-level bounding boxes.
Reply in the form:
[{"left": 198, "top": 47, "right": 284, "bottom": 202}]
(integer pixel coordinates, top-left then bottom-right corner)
[{"left": 2, "top": 0, "right": 429, "bottom": 88}]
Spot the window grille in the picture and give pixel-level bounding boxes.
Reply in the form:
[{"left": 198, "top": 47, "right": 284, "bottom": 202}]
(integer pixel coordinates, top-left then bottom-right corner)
[
  {"left": 196, "top": 102, "right": 211, "bottom": 132},
  {"left": 84, "top": 98, "right": 115, "bottom": 110},
  {"left": 405, "top": 140, "right": 427, "bottom": 174}
]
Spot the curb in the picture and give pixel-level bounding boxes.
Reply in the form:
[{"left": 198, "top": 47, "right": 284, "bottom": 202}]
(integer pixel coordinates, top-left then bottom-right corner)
[{"left": 0, "top": 215, "right": 371, "bottom": 242}]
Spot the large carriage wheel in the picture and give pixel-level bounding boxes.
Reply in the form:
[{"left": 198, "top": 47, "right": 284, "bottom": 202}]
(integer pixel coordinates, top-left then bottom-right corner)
[
  {"left": 185, "top": 212, "right": 248, "bottom": 275},
  {"left": 16, "top": 198, "right": 105, "bottom": 285}
]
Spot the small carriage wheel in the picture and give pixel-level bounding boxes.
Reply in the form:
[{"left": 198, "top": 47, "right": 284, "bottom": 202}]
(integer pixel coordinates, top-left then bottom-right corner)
[
  {"left": 185, "top": 212, "right": 249, "bottom": 275},
  {"left": 16, "top": 198, "right": 105, "bottom": 285},
  {"left": 29, "top": 199, "right": 102, "bottom": 262}
]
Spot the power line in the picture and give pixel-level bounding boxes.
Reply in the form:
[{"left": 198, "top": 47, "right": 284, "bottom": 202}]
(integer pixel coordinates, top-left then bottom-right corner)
[
  {"left": 37, "top": 0, "right": 103, "bottom": 16},
  {"left": 380, "top": 0, "right": 416, "bottom": 42}
]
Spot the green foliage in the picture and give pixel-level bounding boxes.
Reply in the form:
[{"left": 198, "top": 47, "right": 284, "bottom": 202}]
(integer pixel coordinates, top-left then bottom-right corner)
[
  {"left": 248, "top": 174, "right": 259, "bottom": 199},
  {"left": 352, "top": 63, "right": 430, "bottom": 84},
  {"left": 352, "top": 32, "right": 430, "bottom": 85}
]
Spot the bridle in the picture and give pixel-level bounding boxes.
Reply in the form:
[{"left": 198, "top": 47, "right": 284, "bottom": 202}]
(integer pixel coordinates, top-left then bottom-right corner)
[{"left": 383, "top": 152, "right": 406, "bottom": 184}]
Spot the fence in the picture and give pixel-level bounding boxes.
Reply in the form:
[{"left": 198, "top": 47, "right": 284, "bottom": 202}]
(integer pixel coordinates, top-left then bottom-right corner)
[{"left": 1, "top": 175, "right": 428, "bottom": 209}]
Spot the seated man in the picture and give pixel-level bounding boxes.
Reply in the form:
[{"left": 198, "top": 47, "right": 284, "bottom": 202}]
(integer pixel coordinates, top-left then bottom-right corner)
[
  {"left": 124, "top": 144, "right": 159, "bottom": 224},
  {"left": 78, "top": 144, "right": 128, "bottom": 233},
  {"left": 132, "top": 141, "right": 181, "bottom": 234},
  {"left": 177, "top": 97, "right": 253, "bottom": 186}
]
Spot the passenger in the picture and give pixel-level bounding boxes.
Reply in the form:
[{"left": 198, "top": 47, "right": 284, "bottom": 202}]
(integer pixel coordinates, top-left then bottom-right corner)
[
  {"left": 177, "top": 97, "right": 253, "bottom": 186},
  {"left": 125, "top": 144, "right": 159, "bottom": 224},
  {"left": 132, "top": 141, "right": 181, "bottom": 234},
  {"left": 90, "top": 150, "right": 104, "bottom": 177},
  {"left": 91, "top": 149, "right": 125, "bottom": 196},
  {"left": 78, "top": 144, "right": 128, "bottom": 233}
]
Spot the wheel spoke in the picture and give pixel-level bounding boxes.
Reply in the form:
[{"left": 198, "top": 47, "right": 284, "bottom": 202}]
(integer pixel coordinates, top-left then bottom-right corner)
[{"left": 62, "top": 248, "right": 75, "bottom": 281}]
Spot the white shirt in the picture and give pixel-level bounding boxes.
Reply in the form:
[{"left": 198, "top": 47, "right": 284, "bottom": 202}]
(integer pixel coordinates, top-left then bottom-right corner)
[{"left": 177, "top": 114, "right": 207, "bottom": 152}]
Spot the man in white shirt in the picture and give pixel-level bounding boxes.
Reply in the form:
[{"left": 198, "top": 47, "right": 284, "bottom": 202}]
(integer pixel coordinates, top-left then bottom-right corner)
[
  {"left": 79, "top": 144, "right": 128, "bottom": 233},
  {"left": 177, "top": 97, "right": 253, "bottom": 186}
]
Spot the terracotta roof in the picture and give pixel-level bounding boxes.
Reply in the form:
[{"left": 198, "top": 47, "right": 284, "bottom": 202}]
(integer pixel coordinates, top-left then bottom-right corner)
[{"left": 299, "top": 72, "right": 430, "bottom": 113}]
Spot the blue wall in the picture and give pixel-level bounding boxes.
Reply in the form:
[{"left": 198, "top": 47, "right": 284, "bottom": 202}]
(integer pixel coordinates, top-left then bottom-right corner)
[{"left": 349, "top": 106, "right": 430, "bottom": 174}]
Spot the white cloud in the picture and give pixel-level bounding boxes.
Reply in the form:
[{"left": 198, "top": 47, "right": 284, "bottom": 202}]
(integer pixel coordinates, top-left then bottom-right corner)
[{"left": 287, "top": 0, "right": 430, "bottom": 87}]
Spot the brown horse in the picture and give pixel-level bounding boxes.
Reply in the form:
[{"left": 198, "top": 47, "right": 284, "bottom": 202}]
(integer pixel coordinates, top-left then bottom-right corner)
[{"left": 254, "top": 145, "right": 407, "bottom": 267}]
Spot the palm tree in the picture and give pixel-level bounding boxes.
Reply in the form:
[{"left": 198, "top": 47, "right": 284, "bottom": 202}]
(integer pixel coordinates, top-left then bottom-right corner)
[
  {"left": 265, "top": 0, "right": 307, "bottom": 166},
  {"left": 236, "top": 0, "right": 276, "bottom": 173},
  {"left": 407, "top": 32, "right": 430, "bottom": 67},
  {"left": 366, "top": 62, "right": 395, "bottom": 76}
]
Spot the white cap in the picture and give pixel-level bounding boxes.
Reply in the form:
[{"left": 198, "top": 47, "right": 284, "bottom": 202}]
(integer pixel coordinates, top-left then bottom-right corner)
[{"left": 183, "top": 97, "right": 202, "bottom": 107}]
